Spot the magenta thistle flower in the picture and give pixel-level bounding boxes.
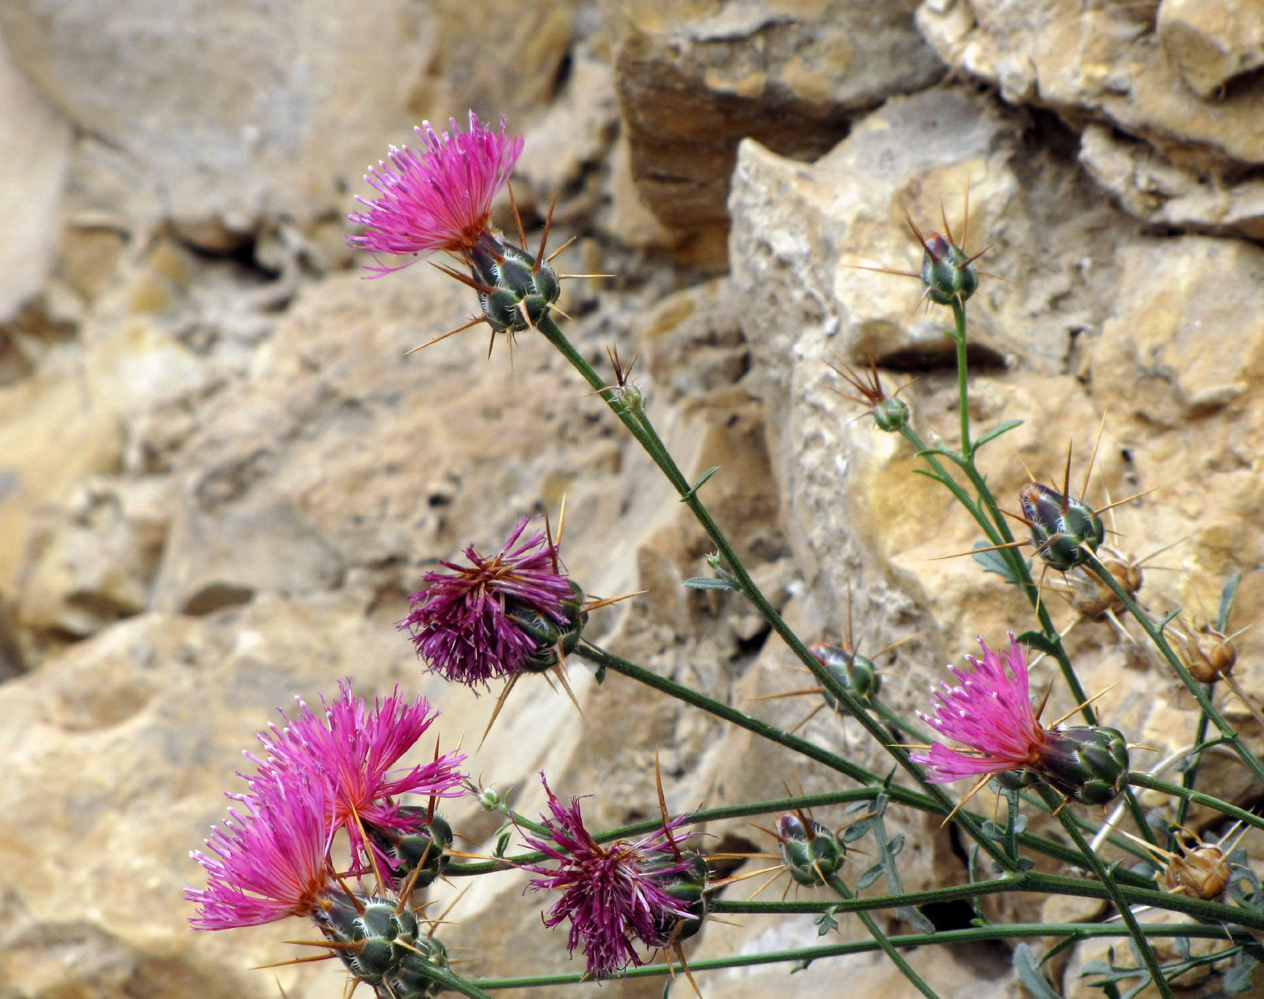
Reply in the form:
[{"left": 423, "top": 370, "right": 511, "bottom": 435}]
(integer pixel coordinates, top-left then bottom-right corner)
[
  {"left": 244, "top": 679, "right": 467, "bottom": 870},
  {"left": 520, "top": 774, "right": 696, "bottom": 978},
  {"left": 348, "top": 111, "right": 523, "bottom": 274},
  {"left": 398, "top": 516, "right": 575, "bottom": 689},
  {"left": 187, "top": 774, "right": 336, "bottom": 930},
  {"left": 911, "top": 634, "right": 1049, "bottom": 784}
]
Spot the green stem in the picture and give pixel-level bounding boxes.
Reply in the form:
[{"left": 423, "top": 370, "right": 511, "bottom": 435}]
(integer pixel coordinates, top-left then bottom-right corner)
[
  {"left": 1084, "top": 551, "right": 1264, "bottom": 788},
  {"left": 951, "top": 300, "right": 972, "bottom": 458},
  {"left": 709, "top": 870, "right": 1264, "bottom": 931},
  {"left": 538, "top": 317, "right": 1025, "bottom": 871},
  {"left": 1128, "top": 773, "right": 1264, "bottom": 836},
  {"left": 470, "top": 923, "right": 1250, "bottom": 989},
  {"left": 1039, "top": 785, "right": 1175, "bottom": 999},
  {"left": 1175, "top": 709, "right": 1212, "bottom": 833},
  {"left": 826, "top": 873, "right": 942, "bottom": 999}
]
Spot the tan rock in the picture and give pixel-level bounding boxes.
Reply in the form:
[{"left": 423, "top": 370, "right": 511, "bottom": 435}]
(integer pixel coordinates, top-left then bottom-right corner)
[
  {"left": 1158, "top": 0, "right": 1264, "bottom": 98},
  {"left": 918, "top": 0, "right": 1264, "bottom": 237},
  {"left": 0, "top": 0, "right": 428, "bottom": 241},
  {"left": 611, "top": 0, "right": 942, "bottom": 266},
  {"left": 0, "top": 33, "right": 72, "bottom": 323}
]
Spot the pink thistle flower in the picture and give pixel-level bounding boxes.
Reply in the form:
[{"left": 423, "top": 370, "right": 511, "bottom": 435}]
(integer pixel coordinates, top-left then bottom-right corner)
[
  {"left": 186, "top": 774, "right": 335, "bottom": 930},
  {"left": 519, "top": 774, "right": 696, "bottom": 978},
  {"left": 348, "top": 111, "right": 523, "bottom": 275},
  {"left": 245, "top": 680, "right": 466, "bottom": 872},
  {"left": 398, "top": 516, "right": 575, "bottom": 689},
  {"left": 911, "top": 634, "right": 1049, "bottom": 783}
]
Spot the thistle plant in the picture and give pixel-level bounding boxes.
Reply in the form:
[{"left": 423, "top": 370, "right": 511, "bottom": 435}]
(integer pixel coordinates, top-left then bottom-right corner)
[{"left": 185, "top": 111, "right": 1264, "bottom": 999}]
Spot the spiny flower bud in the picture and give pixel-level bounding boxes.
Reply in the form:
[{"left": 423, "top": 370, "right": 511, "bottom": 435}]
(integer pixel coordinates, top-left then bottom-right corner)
[
  {"left": 920, "top": 232, "right": 979, "bottom": 306},
  {"left": 1162, "top": 841, "right": 1231, "bottom": 902},
  {"left": 1034, "top": 726, "right": 1130, "bottom": 806},
  {"left": 512, "top": 580, "right": 589, "bottom": 673},
  {"left": 315, "top": 891, "right": 422, "bottom": 986},
  {"left": 1175, "top": 626, "right": 1236, "bottom": 684},
  {"left": 1019, "top": 482, "right": 1104, "bottom": 572},
  {"left": 810, "top": 642, "right": 881, "bottom": 706},
  {"left": 385, "top": 936, "right": 450, "bottom": 999},
  {"left": 469, "top": 236, "right": 561, "bottom": 333},
  {"left": 640, "top": 852, "right": 710, "bottom": 947},
  {"left": 777, "top": 814, "right": 846, "bottom": 887},
  {"left": 367, "top": 808, "right": 453, "bottom": 890}
]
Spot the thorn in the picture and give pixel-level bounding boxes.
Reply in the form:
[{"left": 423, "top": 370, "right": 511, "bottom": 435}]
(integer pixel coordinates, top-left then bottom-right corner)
[
  {"left": 546, "top": 235, "right": 578, "bottom": 262},
  {"left": 1082, "top": 410, "right": 1108, "bottom": 502},
  {"left": 1061, "top": 443, "right": 1074, "bottom": 514},
  {"left": 404, "top": 315, "right": 490, "bottom": 354},
  {"left": 534, "top": 191, "right": 558, "bottom": 273},
  {"left": 1048, "top": 683, "right": 1118, "bottom": 728},
  {"left": 479, "top": 674, "right": 522, "bottom": 748},
  {"left": 508, "top": 180, "right": 527, "bottom": 250}
]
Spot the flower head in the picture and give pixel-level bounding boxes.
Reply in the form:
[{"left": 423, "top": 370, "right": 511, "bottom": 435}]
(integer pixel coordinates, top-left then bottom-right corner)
[
  {"left": 520, "top": 775, "right": 697, "bottom": 978},
  {"left": 187, "top": 774, "right": 335, "bottom": 929},
  {"left": 348, "top": 112, "right": 523, "bottom": 273},
  {"left": 398, "top": 516, "right": 576, "bottom": 688},
  {"left": 245, "top": 679, "right": 466, "bottom": 872},
  {"left": 911, "top": 634, "right": 1048, "bottom": 783}
]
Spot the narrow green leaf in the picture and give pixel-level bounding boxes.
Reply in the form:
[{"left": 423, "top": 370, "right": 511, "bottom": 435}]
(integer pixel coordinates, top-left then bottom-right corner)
[
  {"left": 855, "top": 863, "right": 884, "bottom": 891},
  {"left": 975, "top": 419, "right": 1024, "bottom": 449},
  {"left": 1017, "top": 630, "right": 1058, "bottom": 656},
  {"left": 1219, "top": 571, "right": 1243, "bottom": 633},
  {"left": 680, "top": 466, "right": 719, "bottom": 502},
  {"left": 683, "top": 576, "right": 740, "bottom": 591}
]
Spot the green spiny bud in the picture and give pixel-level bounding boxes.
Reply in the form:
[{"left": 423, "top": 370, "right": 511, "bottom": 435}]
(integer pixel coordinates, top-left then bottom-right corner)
[
  {"left": 1036, "top": 726, "right": 1130, "bottom": 806},
  {"left": 367, "top": 809, "right": 453, "bottom": 891},
  {"left": 920, "top": 233, "right": 978, "bottom": 305},
  {"left": 810, "top": 642, "right": 881, "bottom": 706},
  {"left": 469, "top": 238, "right": 562, "bottom": 334},
  {"left": 777, "top": 814, "right": 846, "bottom": 886},
  {"left": 1019, "top": 482, "right": 1104, "bottom": 572},
  {"left": 384, "top": 935, "right": 450, "bottom": 999},
  {"left": 315, "top": 892, "right": 421, "bottom": 986},
  {"left": 511, "top": 580, "right": 588, "bottom": 673}
]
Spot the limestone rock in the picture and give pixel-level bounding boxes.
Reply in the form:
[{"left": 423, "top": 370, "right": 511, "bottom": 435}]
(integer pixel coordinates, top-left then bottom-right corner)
[
  {"left": 0, "top": 0, "right": 428, "bottom": 241},
  {"left": 0, "top": 36, "right": 72, "bottom": 325},
  {"left": 917, "top": 0, "right": 1264, "bottom": 238},
  {"left": 612, "top": 0, "right": 943, "bottom": 265},
  {"left": 1157, "top": 0, "right": 1264, "bottom": 98}
]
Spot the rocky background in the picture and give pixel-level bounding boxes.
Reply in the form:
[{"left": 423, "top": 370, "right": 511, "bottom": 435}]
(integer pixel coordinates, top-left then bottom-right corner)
[{"left": 1, "top": 1, "right": 1263, "bottom": 997}]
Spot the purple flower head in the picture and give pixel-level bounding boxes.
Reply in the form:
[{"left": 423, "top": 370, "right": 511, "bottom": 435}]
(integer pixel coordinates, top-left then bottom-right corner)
[
  {"left": 910, "top": 637, "right": 1046, "bottom": 784},
  {"left": 520, "top": 774, "right": 695, "bottom": 978},
  {"left": 187, "top": 774, "right": 336, "bottom": 930},
  {"left": 398, "top": 516, "right": 575, "bottom": 689},
  {"left": 244, "top": 679, "right": 467, "bottom": 872},
  {"left": 911, "top": 634, "right": 1050, "bottom": 784},
  {"left": 348, "top": 111, "right": 523, "bottom": 275}
]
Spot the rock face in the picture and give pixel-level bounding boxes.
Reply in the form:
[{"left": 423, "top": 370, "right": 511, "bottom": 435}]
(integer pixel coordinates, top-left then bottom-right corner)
[
  {"left": 611, "top": 0, "right": 943, "bottom": 266},
  {"left": 3, "top": 1, "right": 1264, "bottom": 998},
  {"left": 918, "top": 0, "right": 1264, "bottom": 238}
]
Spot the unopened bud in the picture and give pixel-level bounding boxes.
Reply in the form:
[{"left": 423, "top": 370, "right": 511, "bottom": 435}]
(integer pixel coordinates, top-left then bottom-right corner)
[
  {"left": 1019, "top": 482, "right": 1104, "bottom": 572},
  {"left": 469, "top": 235, "right": 561, "bottom": 333},
  {"left": 385, "top": 935, "right": 450, "bottom": 999},
  {"left": 777, "top": 814, "right": 846, "bottom": 886},
  {"left": 920, "top": 233, "right": 979, "bottom": 305},
  {"left": 367, "top": 808, "right": 453, "bottom": 890},
  {"left": 810, "top": 642, "right": 881, "bottom": 706},
  {"left": 874, "top": 396, "right": 910, "bottom": 433},
  {"left": 1036, "top": 726, "right": 1130, "bottom": 806},
  {"left": 1176, "top": 627, "right": 1236, "bottom": 684},
  {"left": 315, "top": 891, "right": 421, "bottom": 986},
  {"left": 1162, "top": 842, "right": 1231, "bottom": 901}
]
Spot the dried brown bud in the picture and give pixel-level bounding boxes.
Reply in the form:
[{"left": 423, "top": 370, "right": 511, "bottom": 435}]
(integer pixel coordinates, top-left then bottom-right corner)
[
  {"left": 1175, "top": 625, "right": 1236, "bottom": 683},
  {"left": 1162, "top": 842, "right": 1231, "bottom": 901}
]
